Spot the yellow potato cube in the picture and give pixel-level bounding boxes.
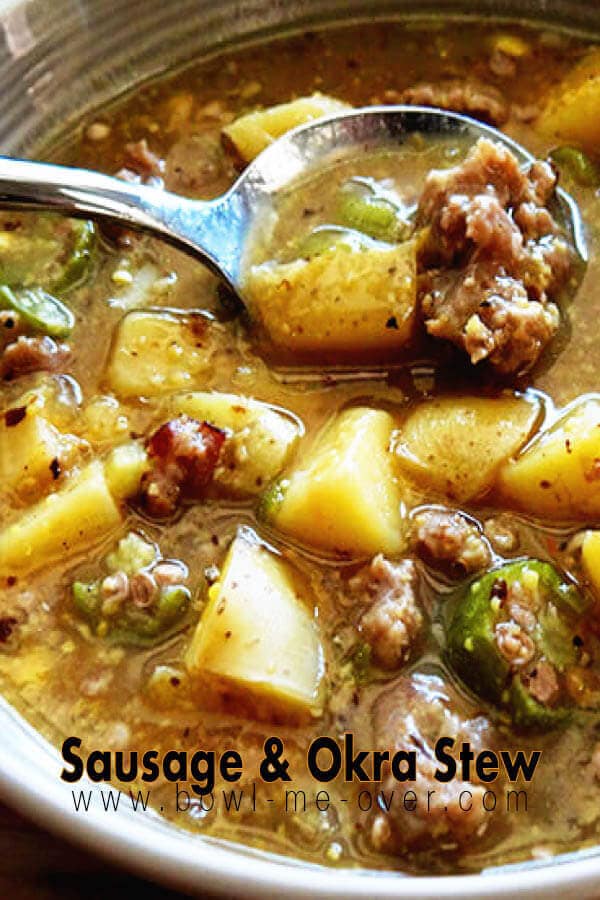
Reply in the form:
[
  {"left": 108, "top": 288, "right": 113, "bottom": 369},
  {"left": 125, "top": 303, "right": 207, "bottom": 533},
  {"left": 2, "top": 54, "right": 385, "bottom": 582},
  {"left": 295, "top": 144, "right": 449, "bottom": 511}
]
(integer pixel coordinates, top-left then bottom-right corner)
[
  {"left": 0, "top": 408, "right": 80, "bottom": 498},
  {"left": 581, "top": 530, "right": 600, "bottom": 597},
  {"left": 243, "top": 239, "right": 416, "bottom": 354},
  {"left": 222, "top": 93, "right": 350, "bottom": 163},
  {"left": 107, "top": 310, "right": 216, "bottom": 398},
  {"left": 497, "top": 396, "right": 600, "bottom": 519},
  {"left": 536, "top": 49, "right": 600, "bottom": 152},
  {"left": 395, "top": 394, "right": 542, "bottom": 502},
  {"left": 0, "top": 461, "right": 122, "bottom": 579},
  {"left": 264, "top": 406, "right": 407, "bottom": 557},
  {"left": 103, "top": 441, "right": 149, "bottom": 500},
  {"left": 187, "top": 529, "right": 324, "bottom": 722}
]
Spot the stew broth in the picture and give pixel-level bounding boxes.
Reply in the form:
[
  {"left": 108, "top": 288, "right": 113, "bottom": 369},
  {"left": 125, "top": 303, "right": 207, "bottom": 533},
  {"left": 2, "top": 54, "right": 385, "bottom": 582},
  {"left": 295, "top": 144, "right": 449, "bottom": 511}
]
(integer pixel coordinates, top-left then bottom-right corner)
[{"left": 1, "top": 18, "right": 600, "bottom": 876}]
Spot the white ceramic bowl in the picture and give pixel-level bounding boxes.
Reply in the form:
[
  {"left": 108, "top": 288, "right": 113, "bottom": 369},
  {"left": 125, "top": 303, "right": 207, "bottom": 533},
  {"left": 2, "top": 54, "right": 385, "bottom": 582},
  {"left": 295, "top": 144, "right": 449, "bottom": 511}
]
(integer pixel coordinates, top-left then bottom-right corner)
[{"left": 1, "top": 0, "right": 600, "bottom": 895}]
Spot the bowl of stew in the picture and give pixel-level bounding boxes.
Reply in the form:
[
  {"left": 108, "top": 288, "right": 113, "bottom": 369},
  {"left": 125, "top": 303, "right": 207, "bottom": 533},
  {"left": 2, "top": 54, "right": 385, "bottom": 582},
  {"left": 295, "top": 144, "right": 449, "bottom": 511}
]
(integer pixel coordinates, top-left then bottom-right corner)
[{"left": 2, "top": 0, "right": 600, "bottom": 896}]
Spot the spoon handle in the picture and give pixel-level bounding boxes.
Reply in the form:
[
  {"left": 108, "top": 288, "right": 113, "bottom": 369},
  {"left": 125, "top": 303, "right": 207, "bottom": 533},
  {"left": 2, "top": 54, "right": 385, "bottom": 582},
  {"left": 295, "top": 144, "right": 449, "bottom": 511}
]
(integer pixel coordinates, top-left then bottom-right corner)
[{"left": 0, "top": 156, "right": 243, "bottom": 287}]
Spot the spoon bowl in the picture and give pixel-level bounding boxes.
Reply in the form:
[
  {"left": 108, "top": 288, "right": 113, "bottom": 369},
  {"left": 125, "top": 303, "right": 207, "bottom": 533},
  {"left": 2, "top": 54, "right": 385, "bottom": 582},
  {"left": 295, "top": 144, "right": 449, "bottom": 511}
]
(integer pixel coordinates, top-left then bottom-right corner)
[{"left": 0, "top": 106, "right": 586, "bottom": 295}]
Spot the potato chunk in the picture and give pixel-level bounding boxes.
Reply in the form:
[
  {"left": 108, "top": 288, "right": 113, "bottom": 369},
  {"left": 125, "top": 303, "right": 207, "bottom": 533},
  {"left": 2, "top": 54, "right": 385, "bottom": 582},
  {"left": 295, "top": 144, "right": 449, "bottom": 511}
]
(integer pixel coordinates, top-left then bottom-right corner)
[
  {"left": 222, "top": 93, "right": 350, "bottom": 163},
  {"left": 0, "top": 461, "right": 122, "bottom": 579},
  {"left": 497, "top": 397, "right": 600, "bottom": 518},
  {"left": 103, "top": 441, "right": 149, "bottom": 500},
  {"left": 186, "top": 529, "right": 324, "bottom": 723},
  {"left": 0, "top": 407, "right": 81, "bottom": 498},
  {"left": 243, "top": 239, "right": 416, "bottom": 354},
  {"left": 0, "top": 441, "right": 149, "bottom": 580},
  {"left": 536, "top": 50, "right": 600, "bottom": 152},
  {"left": 394, "top": 394, "right": 541, "bottom": 502},
  {"left": 582, "top": 531, "right": 600, "bottom": 597},
  {"left": 263, "top": 407, "right": 407, "bottom": 557},
  {"left": 170, "top": 391, "right": 301, "bottom": 495},
  {"left": 107, "top": 310, "right": 216, "bottom": 398}
]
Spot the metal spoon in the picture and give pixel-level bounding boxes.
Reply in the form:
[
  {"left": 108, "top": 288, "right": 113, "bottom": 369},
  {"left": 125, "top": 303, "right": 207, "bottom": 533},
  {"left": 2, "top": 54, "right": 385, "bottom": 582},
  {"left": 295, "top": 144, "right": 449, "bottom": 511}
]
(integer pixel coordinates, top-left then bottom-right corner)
[{"left": 0, "top": 106, "right": 586, "bottom": 294}]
